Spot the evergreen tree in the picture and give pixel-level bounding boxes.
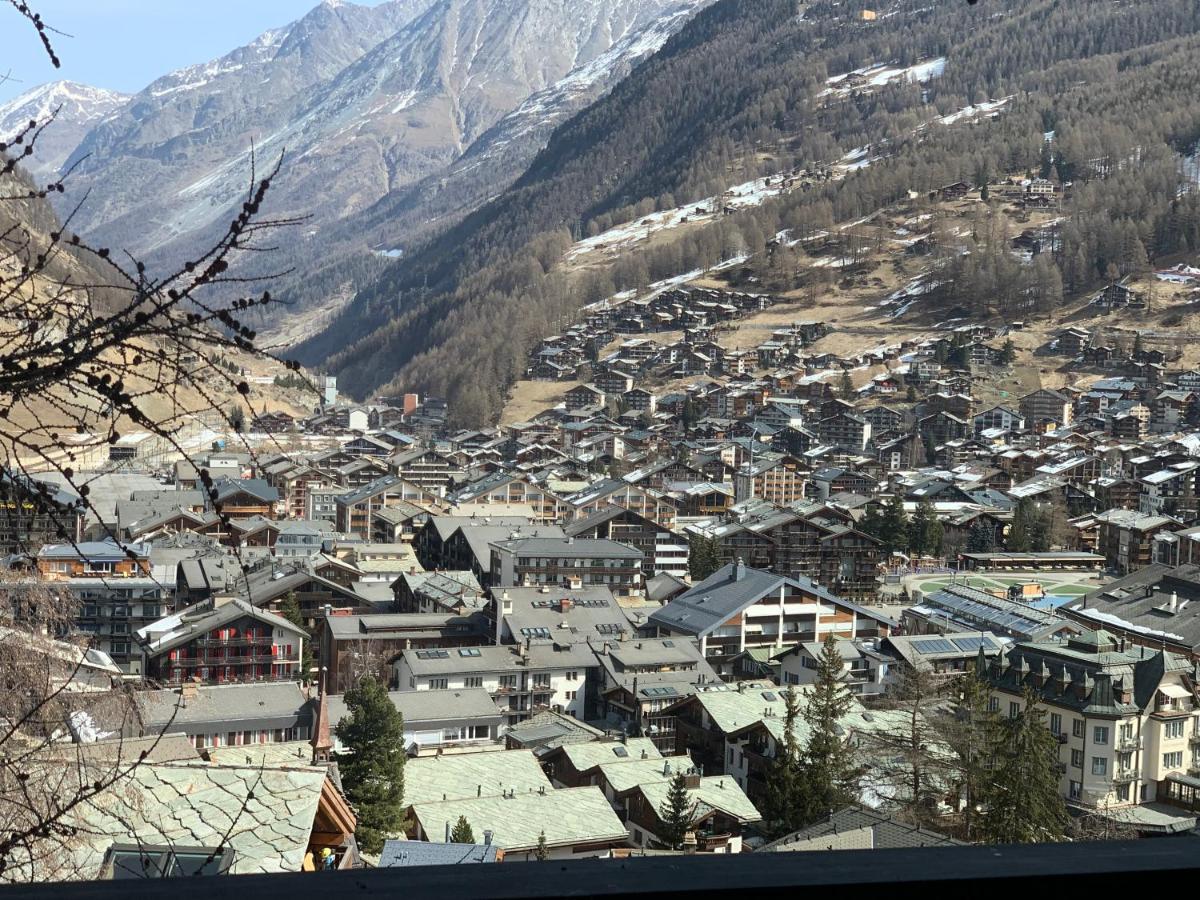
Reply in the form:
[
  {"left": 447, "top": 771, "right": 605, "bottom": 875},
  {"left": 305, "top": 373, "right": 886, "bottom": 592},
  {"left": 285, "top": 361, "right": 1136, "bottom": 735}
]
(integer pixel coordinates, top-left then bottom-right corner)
[
  {"left": 796, "top": 636, "right": 858, "bottom": 823},
  {"left": 535, "top": 830, "right": 550, "bottom": 861},
  {"left": 979, "top": 687, "right": 1068, "bottom": 844},
  {"left": 450, "top": 815, "right": 476, "bottom": 844},
  {"left": 657, "top": 770, "right": 698, "bottom": 849},
  {"left": 997, "top": 339, "right": 1016, "bottom": 366},
  {"left": 908, "top": 499, "right": 943, "bottom": 557},
  {"left": 1007, "top": 499, "right": 1035, "bottom": 552},
  {"left": 280, "top": 592, "right": 316, "bottom": 680},
  {"left": 227, "top": 405, "right": 246, "bottom": 433},
  {"left": 878, "top": 494, "right": 910, "bottom": 554},
  {"left": 966, "top": 519, "right": 997, "bottom": 553},
  {"left": 941, "top": 655, "right": 1002, "bottom": 842},
  {"left": 761, "top": 687, "right": 808, "bottom": 838},
  {"left": 688, "top": 533, "right": 722, "bottom": 580},
  {"left": 838, "top": 369, "right": 855, "bottom": 400},
  {"left": 335, "top": 675, "right": 406, "bottom": 854}
]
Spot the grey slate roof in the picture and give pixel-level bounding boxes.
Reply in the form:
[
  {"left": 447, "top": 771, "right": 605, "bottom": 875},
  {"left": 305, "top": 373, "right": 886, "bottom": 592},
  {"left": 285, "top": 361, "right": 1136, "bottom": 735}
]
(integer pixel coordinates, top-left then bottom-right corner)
[
  {"left": 379, "top": 840, "right": 498, "bottom": 867},
  {"left": 759, "top": 805, "right": 965, "bottom": 851},
  {"left": 135, "top": 682, "right": 314, "bottom": 732},
  {"left": 650, "top": 562, "right": 894, "bottom": 637}
]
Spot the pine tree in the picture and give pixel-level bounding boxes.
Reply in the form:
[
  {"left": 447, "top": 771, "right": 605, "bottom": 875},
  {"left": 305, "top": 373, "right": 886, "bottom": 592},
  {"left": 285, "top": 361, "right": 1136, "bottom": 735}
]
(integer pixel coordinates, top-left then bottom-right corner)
[
  {"left": 997, "top": 339, "right": 1016, "bottom": 365},
  {"left": 908, "top": 499, "right": 942, "bottom": 557},
  {"left": 335, "top": 675, "right": 406, "bottom": 854},
  {"left": 227, "top": 405, "right": 246, "bottom": 433},
  {"left": 280, "top": 592, "right": 316, "bottom": 680},
  {"left": 878, "top": 494, "right": 910, "bottom": 554},
  {"left": 450, "top": 815, "right": 476, "bottom": 844},
  {"left": 796, "top": 636, "right": 858, "bottom": 824},
  {"left": 761, "top": 687, "right": 807, "bottom": 838},
  {"left": 941, "top": 654, "right": 1001, "bottom": 841},
  {"left": 1007, "top": 499, "right": 1034, "bottom": 552},
  {"left": 535, "top": 830, "right": 550, "bottom": 861},
  {"left": 966, "top": 519, "right": 997, "bottom": 552},
  {"left": 978, "top": 687, "right": 1068, "bottom": 844},
  {"left": 657, "top": 770, "right": 698, "bottom": 849},
  {"left": 688, "top": 533, "right": 721, "bottom": 580},
  {"left": 838, "top": 369, "right": 855, "bottom": 400}
]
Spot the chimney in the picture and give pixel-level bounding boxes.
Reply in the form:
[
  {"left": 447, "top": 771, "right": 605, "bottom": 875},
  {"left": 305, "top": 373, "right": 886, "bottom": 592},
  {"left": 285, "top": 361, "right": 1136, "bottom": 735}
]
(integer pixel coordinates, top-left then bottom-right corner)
[
  {"left": 179, "top": 678, "right": 199, "bottom": 706},
  {"left": 483, "top": 830, "right": 493, "bottom": 847},
  {"left": 445, "top": 821, "right": 451, "bottom": 842},
  {"left": 559, "top": 597, "right": 574, "bottom": 613},
  {"left": 682, "top": 831, "right": 698, "bottom": 854},
  {"left": 684, "top": 773, "right": 702, "bottom": 789},
  {"left": 732, "top": 557, "right": 745, "bottom": 581},
  {"left": 501, "top": 591, "right": 513, "bottom": 615}
]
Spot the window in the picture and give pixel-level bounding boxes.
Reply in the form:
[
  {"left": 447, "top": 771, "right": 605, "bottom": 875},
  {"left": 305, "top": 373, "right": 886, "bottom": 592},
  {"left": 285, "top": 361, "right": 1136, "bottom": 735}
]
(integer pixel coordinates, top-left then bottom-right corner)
[
  {"left": 464, "top": 676, "right": 483, "bottom": 688},
  {"left": 1050, "top": 713, "right": 1062, "bottom": 736},
  {"left": 1070, "top": 749, "right": 1083, "bottom": 768},
  {"left": 1069, "top": 781, "right": 1082, "bottom": 800},
  {"left": 1091, "top": 757, "right": 1107, "bottom": 777},
  {"left": 987, "top": 697, "right": 999, "bottom": 713},
  {"left": 499, "top": 675, "right": 517, "bottom": 688},
  {"left": 566, "top": 671, "right": 578, "bottom": 681},
  {"left": 106, "top": 845, "right": 233, "bottom": 877},
  {"left": 1009, "top": 702, "right": 1020, "bottom": 720},
  {"left": 428, "top": 678, "right": 448, "bottom": 690},
  {"left": 1164, "top": 719, "right": 1185, "bottom": 740},
  {"left": 1093, "top": 726, "right": 1109, "bottom": 745},
  {"left": 1072, "top": 719, "right": 1084, "bottom": 738},
  {"left": 1116, "top": 783, "right": 1131, "bottom": 802},
  {"left": 1163, "top": 751, "right": 1184, "bottom": 769}
]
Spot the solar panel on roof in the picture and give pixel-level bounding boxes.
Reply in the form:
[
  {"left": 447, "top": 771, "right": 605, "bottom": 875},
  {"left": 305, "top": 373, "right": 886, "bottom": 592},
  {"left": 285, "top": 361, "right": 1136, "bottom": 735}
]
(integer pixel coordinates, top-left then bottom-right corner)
[
  {"left": 762, "top": 691, "right": 778, "bottom": 701},
  {"left": 951, "top": 637, "right": 984, "bottom": 652},
  {"left": 912, "top": 638, "right": 956, "bottom": 654}
]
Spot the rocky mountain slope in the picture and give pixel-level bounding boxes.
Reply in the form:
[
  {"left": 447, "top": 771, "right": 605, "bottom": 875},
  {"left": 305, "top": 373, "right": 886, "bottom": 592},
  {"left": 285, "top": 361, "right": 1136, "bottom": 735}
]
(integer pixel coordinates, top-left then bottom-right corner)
[
  {"left": 53, "top": 0, "right": 711, "bottom": 274},
  {"left": 294, "top": 0, "right": 1200, "bottom": 425},
  {"left": 0, "top": 81, "right": 129, "bottom": 181}
]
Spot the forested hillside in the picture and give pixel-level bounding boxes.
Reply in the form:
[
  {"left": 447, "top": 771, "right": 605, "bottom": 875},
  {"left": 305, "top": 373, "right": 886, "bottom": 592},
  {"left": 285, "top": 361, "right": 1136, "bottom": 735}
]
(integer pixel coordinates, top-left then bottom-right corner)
[{"left": 297, "top": 0, "right": 1200, "bottom": 425}]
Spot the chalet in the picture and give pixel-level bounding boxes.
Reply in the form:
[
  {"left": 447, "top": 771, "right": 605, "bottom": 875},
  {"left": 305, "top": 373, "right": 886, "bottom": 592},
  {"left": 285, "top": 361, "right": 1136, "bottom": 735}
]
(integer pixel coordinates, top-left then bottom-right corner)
[
  {"left": 565, "top": 384, "right": 606, "bottom": 411},
  {"left": 648, "top": 561, "right": 894, "bottom": 659},
  {"left": 136, "top": 596, "right": 306, "bottom": 686},
  {"left": 1092, "top": 280, "right": 1148, "bottom": 310}
]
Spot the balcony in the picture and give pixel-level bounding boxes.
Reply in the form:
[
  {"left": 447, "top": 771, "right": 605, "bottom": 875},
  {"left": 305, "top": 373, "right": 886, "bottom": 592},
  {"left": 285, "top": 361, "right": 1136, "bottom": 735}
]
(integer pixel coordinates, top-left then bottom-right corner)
[
  {"left": 1190, "top": 733, "right": 1200, "bottom": 747},
  {"left": 1112, "top": 768, "right": 1138, "bottom": 784},
  {"left": 196, "top": 635, "right": 275, "bottom": 648},
  {"left": 1116, "top": 735, "right": 1141, "bottom": 752}
]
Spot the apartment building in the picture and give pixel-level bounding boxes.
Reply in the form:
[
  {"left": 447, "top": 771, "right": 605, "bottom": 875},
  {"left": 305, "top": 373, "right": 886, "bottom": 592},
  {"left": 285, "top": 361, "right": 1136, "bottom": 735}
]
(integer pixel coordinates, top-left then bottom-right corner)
[
  {"left": 488, "top": 536, "right": 644, "bottom": 595},
  {"left": 393, "top": 642, "right": 598, "bottom": 725},
  {"left": 136, "top": 596, "right": 307, "bottom": 686},
  {"left": 649, "top": 561, "right": 895, "bottom": 659},
  {"left": 986, "top": 630, "right": 1200, "bottom": 827}
]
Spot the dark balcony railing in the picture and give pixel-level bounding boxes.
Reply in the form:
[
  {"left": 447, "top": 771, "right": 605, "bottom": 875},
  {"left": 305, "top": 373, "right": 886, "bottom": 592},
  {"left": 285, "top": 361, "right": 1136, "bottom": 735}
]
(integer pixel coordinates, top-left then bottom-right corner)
[{"left": 1116, "top": 736, "right": 1141, "bottom": 752}]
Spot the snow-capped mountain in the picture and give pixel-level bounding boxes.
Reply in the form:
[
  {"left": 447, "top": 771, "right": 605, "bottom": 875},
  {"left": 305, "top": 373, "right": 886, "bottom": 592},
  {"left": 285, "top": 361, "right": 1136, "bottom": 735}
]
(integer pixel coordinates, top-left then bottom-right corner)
[
  {"left": 317, "top": 0, "right": 715, "bottom": 266},
  {"left": 0, "top": 81, "right": 129, "bottom": 179},
  {"left": 55, "top": 0, "right": 712, "bottom": 264}
]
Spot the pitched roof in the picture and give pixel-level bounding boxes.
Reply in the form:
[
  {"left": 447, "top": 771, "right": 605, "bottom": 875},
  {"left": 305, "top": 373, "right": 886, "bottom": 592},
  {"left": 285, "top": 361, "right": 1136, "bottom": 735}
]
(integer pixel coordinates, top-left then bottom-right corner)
[
  {"left": 409, "top": 786, "right": 627, "bottom": 851},
  {"left": 759, "top": 805, "right": 965, "bottom": 851},
  {"left": 403, "top": 749, "right": 552, "bottom": 807},
  {"left": 378, "top": 840, "right": 499, "bottom": 867},
  {"left": 11, "top": 760, "right": 330, "bottom": 879}
]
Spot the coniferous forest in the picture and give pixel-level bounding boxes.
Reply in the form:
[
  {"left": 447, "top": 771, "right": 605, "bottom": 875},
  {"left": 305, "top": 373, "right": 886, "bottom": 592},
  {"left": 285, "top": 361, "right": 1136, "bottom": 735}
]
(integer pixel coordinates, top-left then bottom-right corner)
[{"left": 292, "top": 0, "right": 1200, "bottom": 425}]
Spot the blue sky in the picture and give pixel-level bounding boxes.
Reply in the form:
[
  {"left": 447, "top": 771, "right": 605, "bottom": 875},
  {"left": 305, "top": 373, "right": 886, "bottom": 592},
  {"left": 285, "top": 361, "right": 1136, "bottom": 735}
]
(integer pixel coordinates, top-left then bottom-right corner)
[{"left": 1, "top": 1, "right": 383, "bottom": 103}]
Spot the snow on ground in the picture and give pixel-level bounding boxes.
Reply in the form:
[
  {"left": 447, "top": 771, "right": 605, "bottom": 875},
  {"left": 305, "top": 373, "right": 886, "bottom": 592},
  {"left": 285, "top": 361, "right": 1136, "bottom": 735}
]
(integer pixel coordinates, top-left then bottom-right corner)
[
  {"left": 938, "top": 96, "right": 1013, "bottom": 125},
  {"left": 568, "top": 173, "right": 793, "bottom": 260},
  {"left": 822, "top": 57, "right": 946, "bottom": 98}
]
